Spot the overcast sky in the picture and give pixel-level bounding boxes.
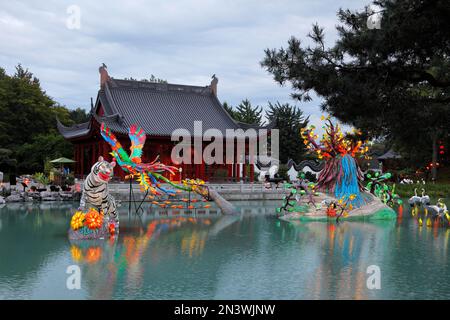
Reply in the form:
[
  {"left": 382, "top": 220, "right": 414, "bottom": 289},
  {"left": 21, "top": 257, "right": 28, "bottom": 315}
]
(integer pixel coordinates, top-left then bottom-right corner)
[{"left": 0, "top": 0, "right": 368, "bottom": 126}]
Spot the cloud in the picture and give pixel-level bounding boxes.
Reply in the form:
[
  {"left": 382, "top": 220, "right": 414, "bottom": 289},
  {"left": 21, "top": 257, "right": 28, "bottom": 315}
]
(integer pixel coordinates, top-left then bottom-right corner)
[{"left": 0, "top": 0, "right": 368, "bottom": 121}]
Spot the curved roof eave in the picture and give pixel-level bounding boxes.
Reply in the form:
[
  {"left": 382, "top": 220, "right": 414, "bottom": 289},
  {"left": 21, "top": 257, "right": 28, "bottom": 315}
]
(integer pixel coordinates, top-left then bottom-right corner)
[{"left": 56, "top": 116, "right": 91, "bottom": 139}]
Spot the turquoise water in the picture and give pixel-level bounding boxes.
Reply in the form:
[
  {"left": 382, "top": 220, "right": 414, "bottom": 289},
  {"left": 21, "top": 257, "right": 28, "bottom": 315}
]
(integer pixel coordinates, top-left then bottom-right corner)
[{"left": 0, "top": 200, "right": 449, "bottom": 300}]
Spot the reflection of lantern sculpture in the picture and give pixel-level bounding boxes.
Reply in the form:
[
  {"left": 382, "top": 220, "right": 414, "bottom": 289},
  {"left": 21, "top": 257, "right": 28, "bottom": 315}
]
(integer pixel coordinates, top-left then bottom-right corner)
[
  {"left": 85, "top": 247, "right": 102, "bottom": 264},
  {"left": 181, "top": 230, "right": 207, "bottom": 258},
  {"left": 70, "top": 244, "right": 103, "bottom": 264},
  {"left": 70, "top": 245, "right": 82, "bottom": 262}
]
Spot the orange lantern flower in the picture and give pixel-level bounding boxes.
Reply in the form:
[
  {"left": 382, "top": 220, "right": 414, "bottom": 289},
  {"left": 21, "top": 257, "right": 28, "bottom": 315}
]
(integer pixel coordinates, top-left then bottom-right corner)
[
  {"left": 326, "top": 206, "right": 337, "bottom": 217},
  {"left": 85, "top": 247, "right": 102, "bottom": 264},
  {"left": 70, "top": 211, "right": 85, "bottom": 230},
  {"left": 84, "top": 208, "right": 104, "bottom": 230},
  {"left": 108, "top": 222, "right": 116, "bottom": 235},
  {"left": 70, "top": 245, "right": 83, "bottom": 262}
]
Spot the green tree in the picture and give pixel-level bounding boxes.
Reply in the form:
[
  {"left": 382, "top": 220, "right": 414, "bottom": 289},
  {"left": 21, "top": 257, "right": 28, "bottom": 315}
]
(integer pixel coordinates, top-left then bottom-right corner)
[
  {"left": 0, "top": 64, "right": 57, "bottom": 149},
  {"left": 0, "top": 64, "right": 79, "bottom": 173},
  {"left": 234, "top": 99, "right": 263, "bottom": 125},
  {"left": 261, "top": 0, "right": 450, "bottom": 179},
  {"left": 222, "top": 99, "right": 263, "bottom": 125},
  {"left": 0, "top": 148, "right": 17, "bottom": 176},
  {"left": 53, "top": 105, "right": 74, "bottom": 126},
  {"left": 69, "top": 107, "right": 90, "bottom": 124},
  {"left": 15, "top": 133, "right": 72, "bottom": 173},
  {"left": 266, "top": 102, "right": 309, "bottom": 163},
  {"left": 223, "top": 101, "right": 238, "bottom": 119}
]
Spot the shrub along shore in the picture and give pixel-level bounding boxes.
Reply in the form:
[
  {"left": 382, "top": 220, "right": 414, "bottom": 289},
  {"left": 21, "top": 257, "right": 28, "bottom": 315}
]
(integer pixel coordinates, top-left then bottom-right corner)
[{"left": 392, "top": 183, "right": 450, "bottom": 198}]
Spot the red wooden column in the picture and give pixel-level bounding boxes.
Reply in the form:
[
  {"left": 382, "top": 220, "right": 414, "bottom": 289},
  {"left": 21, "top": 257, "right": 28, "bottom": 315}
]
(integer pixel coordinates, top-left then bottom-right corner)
[
  {"left": 200, "top": 143, "right": 205, "bottom": 180},
  {"left": 80, "top": 143, "right": 84, "bottom": 176},
  {"left": 90, "top": 143, "right": 95, "bottom": 166},
  {"left": 194, "top": 165, "right": 199, "bottom": 180},
  {"left": 77, "top": 144, "right": 81, "bottom": 174},
  {"left": 96, "top": 142, "right": 99, "bottom": 161},
  {"left": 224, "top": 140, "right": 232, "bottom": 181},
  {"left": 104, "top": 141, "right": 109, "bottom": 159},
  {"left": 249, "top": 164, "right": 255, "bottom": 182},
  {"left": 93, "top": 143, "right": 97, "bottom": 163},
  {"left": 103, "top": 141, "right": 109, "bottom": 160},
  {"left": 227, "top": 164, "right": 233, "bottom": 181},
  {"left": 78, "top": 145, "right": 81, "bottom": 174},
  {"left": 234, "top": 160, "right": 240, "bottom": 182},
  {"left": 74, "top": 145, "right": 78, "bottom": 174},
  {"left": 92, "top": 142, "right": 99, "bottom": 164},
  {"left": 99, "top": 141, "right": 104, "bottom": 159},
  {"left": 235, "top": 143, "right": 240, "bottom": 182},
  {"left": 242, "top": 140, "right": 247, "bottom": 182}
]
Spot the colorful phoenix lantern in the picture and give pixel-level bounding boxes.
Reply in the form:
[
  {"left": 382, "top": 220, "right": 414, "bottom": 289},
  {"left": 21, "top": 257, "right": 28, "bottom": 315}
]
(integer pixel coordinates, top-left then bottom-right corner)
[
  {"left": 300, "top": 117, "right": 369, "bottom": 208},
  {"left": 100, "top": 123, "right": 209, "bottom": 198}
]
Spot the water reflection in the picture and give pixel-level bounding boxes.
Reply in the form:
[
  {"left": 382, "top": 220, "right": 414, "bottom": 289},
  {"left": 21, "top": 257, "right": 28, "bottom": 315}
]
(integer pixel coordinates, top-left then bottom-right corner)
[
  {"left": 68, "top": 215, "right": 225, "bottom": 299},
  {"left": 284, "top": 220, "right": 395, "bottom": 299},
  {"left": 0, "top": 200, "right": 449, "bottom": 299}
]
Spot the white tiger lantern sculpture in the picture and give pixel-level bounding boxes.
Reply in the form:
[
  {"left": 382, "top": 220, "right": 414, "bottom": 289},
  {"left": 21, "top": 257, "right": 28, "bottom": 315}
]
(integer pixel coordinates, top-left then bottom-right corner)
[
  {"left": 80, "top": 156, "right": 117, "bottom": 220},
  {"left": 69, "top": 156, "right": 119, "bottom": 240}
]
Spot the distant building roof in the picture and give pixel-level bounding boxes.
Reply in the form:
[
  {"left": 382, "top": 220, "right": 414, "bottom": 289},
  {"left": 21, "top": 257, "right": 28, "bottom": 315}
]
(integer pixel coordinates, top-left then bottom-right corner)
[
  {"left": 58, "top": 66, "right": 267, "bottom": 139},
  {"left": 377, "top": 150, "right": 402, "bottom": 160}
]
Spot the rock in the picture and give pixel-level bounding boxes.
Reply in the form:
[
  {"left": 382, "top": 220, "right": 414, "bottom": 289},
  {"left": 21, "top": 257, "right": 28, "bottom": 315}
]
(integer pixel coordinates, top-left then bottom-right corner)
[
  {"left": 40, "top": 191, "right": 59, "bottom": 201},
  {"left": 40, "top": 191, "right": 60, "bottom": 201},
  {"left": 0, "top": 196, "right": 5, "bottom": 204},
  {"left": 42, "top": 196, "right": 57, "bottom": 201},
  {"left": 5, "top": 194, "right": 22, "bottom": 202},
  {"left": 27, "top": 191, "right": 41, "bottom": 200},
  {"left": 59, "top": 191, "right": 73, "bottom": 200},
  {"left": 40, "top": 191, "right": 52, "bottom": 198},
  {"left": 51, "top": 191, "right": 60, "bottom": 199},
  {"left": 72, "top": 192, "right": 82, "bottom": 201}
]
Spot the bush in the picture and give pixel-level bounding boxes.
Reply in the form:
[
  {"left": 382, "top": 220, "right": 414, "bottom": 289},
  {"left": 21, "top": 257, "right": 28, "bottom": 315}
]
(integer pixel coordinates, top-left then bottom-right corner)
[
  {"left": 15, "top": 133, "right": 73, "bottom": 174},
  {"left": 304, "top": 171, "right": 317, "bottom": 182},
  {"left": 33, "top": 172, "right": 50, "bottom": 186},
  {"left": 44, "top": 159, "right": 54, "bottom": 176},
  {"left": 277, "top": 164, "right": 289, "bottom": 181},
  {"left": 394, "top": 183, "right": 450, "bottom": 198},
  {"left": 63, "top": 173, "right": 75, "bottom": 186},
  {"left": 0, "top": 187, "right": 11, "bottom": 197},
  {"left": 212, "top": 168, "right": 228, "bottom": 181}
]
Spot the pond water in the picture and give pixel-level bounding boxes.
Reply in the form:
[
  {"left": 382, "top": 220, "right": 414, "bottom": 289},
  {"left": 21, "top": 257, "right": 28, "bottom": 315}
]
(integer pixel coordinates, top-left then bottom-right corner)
[{"left": 0, "top": 199, "right": 449, "bottom": 300}]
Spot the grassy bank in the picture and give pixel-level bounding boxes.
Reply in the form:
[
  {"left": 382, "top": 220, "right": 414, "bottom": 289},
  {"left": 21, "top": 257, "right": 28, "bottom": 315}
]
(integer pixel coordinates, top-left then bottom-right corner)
[{"left": 391, "top": 183, "right": 450, "bottom": 198}]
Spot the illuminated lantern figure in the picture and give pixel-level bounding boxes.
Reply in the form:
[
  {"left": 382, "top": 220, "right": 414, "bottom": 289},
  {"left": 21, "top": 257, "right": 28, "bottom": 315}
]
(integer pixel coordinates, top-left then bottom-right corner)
[
  {"left": 301, "top": 118, "right": 368, "bottom": 208},
  {"left": 79, "top": 156, "right": 118, "bottom": 225},
  {"left": 100, "top": 123, "right": 209, "bottom": 197}
]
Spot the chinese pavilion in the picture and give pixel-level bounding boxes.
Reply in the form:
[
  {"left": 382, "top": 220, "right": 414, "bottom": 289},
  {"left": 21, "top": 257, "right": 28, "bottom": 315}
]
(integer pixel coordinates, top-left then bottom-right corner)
[{"left": 57, "top": 65, "right": 260, "bottom": 181}]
